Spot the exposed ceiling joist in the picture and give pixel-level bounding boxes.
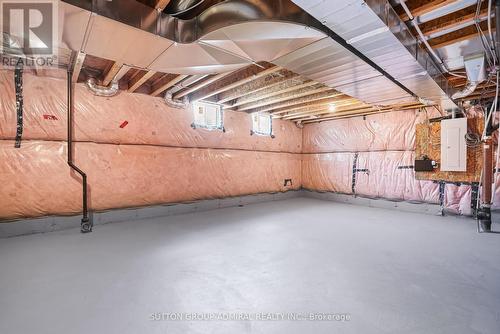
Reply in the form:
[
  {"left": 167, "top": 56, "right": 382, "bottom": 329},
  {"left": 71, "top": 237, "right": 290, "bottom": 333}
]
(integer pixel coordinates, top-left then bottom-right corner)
[
  {"left": 102, "top": 62, "right": 124, "bottom": 86},
  {"left": 229, "top": 79, "right": 316, "bottom": 108},
  {"left": 236, "top": 86, "right": 332, "bottom": 112},
  {"left": 216, "top": 70, "right": 297, "bottom": 104},
  {"left": 271, "top": 97, "right": 349, "bottom": 115},
  {"left": 71, "top": 51, "right": 86, "bottom": 83},
  {"left": 189, "top": 64, "right": 281, "bottom": 102},
  {"left": 396, "top": 0, "right": 455, "bottom": 21},
  {"left": 150, "top": 74, "right": 189, "bottom": 96},
  {"left": 128, "top": 70, "right": 156, "bottom": 92},
  {"left": 154, "top": 0, "right": 171, "bottom": 10},
  {"left": 428, "top": 20, "right": 492, "bottom": 49},
  {"left": 419, "top": 3, "right": 488, "bottom": 36},
  {"left": 174, "top": 71, "right": 234, "bottom": 99},
  {"left": 294, "top": 106, "right": 379, "bottom": 123},
  {"left": 300, "top": 102, "right": 426, "bottom": 124},
  {"left": 283, "top": 100, "right": 366, "bottom": 120},
  {"left": 244, "top": 91, "right": 343, "bottom": 114}
]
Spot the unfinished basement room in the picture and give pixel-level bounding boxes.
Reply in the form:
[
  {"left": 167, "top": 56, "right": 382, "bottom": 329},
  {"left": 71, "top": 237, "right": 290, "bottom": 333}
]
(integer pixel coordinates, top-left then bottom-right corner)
[{"left": 1, "top": 0, "right": 500, "bottom": 333}]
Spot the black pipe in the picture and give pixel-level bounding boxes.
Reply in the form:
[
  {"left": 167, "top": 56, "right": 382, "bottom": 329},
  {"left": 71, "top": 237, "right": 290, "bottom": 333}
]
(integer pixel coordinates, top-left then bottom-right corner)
[{"left": 67, "top": 67, "right": 92, "bottom": 233}]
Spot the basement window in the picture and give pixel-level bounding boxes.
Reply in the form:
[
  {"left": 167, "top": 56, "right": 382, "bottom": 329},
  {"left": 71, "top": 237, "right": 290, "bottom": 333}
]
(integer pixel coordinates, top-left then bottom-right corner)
[
  {"left": 192, "top": 101, "right": 224, "bottom": 131},
  {"left": 251, "top": 112, "right": 273, "bottom": 137}
]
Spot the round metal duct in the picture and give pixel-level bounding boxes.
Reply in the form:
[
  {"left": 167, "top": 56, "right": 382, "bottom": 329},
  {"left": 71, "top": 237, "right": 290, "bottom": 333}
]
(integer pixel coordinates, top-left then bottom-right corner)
[{"left": 164, "top": 0, "right": 206, "bottom": 17}]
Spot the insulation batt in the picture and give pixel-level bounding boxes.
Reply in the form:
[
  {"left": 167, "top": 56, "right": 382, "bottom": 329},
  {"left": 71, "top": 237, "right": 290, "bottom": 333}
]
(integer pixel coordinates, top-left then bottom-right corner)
[
  {"left": 0, "top": 70, "right": 493, "bottom": 219},
  {"left": 0, "top": 141, "right": 301, "bottom": 218},
  {"left": 0, "top": 71, "right": 301, "bottom": 219}
]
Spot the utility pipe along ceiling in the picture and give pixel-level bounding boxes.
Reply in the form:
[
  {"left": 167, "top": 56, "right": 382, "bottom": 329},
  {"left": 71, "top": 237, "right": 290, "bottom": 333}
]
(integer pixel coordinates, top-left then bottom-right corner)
[{"left": 7, "top": 0, "right": 462, "bottom": 111}]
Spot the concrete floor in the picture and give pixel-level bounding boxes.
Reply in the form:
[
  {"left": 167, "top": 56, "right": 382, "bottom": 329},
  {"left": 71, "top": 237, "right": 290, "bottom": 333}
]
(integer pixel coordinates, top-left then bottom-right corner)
[{"left": 1, "top": 198, "right": 499, "bottom": 334}]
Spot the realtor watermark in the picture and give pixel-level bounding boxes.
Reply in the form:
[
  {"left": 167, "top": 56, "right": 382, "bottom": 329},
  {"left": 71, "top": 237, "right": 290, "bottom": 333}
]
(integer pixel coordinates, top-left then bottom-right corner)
[
  {"left": 0, "top": 0, "right": 58, "bottom": 68},
  {"left": 149, "top": 312, "right": 351, "bottom": 322}
]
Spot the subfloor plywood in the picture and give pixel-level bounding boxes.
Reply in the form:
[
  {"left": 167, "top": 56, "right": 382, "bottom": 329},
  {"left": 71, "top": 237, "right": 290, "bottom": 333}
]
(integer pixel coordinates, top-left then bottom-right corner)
[
  {"left": 415, "top": 118, "right": 483, "bottom": 182},
  {"left": 0, "top": 198, "right": 499, "bottom": 334}
]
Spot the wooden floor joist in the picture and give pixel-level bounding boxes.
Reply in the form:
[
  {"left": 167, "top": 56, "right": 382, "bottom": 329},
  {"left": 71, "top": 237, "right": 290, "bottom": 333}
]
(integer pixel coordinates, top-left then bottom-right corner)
[
  {"left": 217, "top": 70, "right": 297, "bottom": 104},
  {"left": 229, "top": 79, "right": 316, "bottom": 108},
  {"left": 128, "top": 70, "right": 156, "bottom": 92},
  {"left": 189, "top": 64, "right": 282, "bottom": 102},
  {"left": 236, "top": 86, "right": 332, "bottom": 112},
  {"left": 173, "top": 71, "right": 235, "bottom": 99},
  {"left": 245, "top": 90, "right": 343, "bottom": 114},
  {"left": 419, "top": 3, "right": 488, "bottom": 37},
  {"left": 102, "top": 62, "right": 124, "bottom": 86},
  {"left": 150, "top": 74, "right": 188, "bottom": 96},
  {"left": 428, "top": 20, "right": 492, "bottom": 49},
  {"left": 396, "top": 0, "right": 456, "bottom": 21}
]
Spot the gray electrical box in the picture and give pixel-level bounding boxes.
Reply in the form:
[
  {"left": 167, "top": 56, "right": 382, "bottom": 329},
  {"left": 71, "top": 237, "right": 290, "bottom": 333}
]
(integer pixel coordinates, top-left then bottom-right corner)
[{"left": 440, "top": 118, "right": 467, "bottom": 172}]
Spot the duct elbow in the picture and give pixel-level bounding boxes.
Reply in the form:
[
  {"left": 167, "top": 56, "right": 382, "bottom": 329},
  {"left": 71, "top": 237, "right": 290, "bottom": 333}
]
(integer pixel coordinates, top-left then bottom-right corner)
[
  {"left": 85, "top": 78, "right": 119, "bottom": 97},
  {"left": 164, "top": 91, "right": 189, "bottom": 109},
  {"left": 452, "top": 82, "right": 479, "bottom": 100}
]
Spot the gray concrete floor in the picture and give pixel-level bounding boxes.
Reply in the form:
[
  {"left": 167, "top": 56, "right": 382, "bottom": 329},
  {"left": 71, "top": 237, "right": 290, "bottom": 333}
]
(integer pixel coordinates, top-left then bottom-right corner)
[{"left": 1, "top": 198, "right": 499, "bottom": 334}]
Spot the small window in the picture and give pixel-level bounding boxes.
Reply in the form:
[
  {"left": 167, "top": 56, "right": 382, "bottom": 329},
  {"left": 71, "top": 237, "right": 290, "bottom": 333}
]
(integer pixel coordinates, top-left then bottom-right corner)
[
  {"left": 192, "top": 101, "right": 223, "bottom": 131},
  {"left": 251, "top": 112, "right": 273, "bottom": 136}
]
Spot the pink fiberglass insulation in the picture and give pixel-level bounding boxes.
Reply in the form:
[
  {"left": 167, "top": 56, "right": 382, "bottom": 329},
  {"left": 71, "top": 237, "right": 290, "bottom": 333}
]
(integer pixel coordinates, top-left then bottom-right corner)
[
  {"left": 0, "top": 141, "right": 301, "bottom": 219},
  {"left": 301, "top": 153, "right": 354, "bottom": 194},
  {"left": 302, "top": 109, "right": 441, "bottom": 153},
  {"left": 0, "top": 71, "right": 302, "bottom": 153}
]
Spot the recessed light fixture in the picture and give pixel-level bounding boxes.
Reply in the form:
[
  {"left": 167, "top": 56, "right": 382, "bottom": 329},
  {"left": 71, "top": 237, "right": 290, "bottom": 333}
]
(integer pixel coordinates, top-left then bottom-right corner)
[{"left": 328, "top": 104, "right": 336, "bottom": 112}]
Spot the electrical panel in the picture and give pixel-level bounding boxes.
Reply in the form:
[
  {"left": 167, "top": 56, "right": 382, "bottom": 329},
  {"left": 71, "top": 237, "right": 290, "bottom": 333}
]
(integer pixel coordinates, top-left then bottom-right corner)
[{"left": 440, "top": 118, "right": 467, "bottom": 172}]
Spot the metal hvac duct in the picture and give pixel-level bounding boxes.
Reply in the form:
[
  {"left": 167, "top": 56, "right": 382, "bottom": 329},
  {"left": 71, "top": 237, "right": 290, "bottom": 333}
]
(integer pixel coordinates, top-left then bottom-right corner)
[
  {"left": 57, "top": 0, "right": 458, "bottom": 108},
  {"left": 277, "top": 0, "right": 458, "bottom": 110},
  {"left": 58, "top": 0, "right": 327, "bottom": 74}
]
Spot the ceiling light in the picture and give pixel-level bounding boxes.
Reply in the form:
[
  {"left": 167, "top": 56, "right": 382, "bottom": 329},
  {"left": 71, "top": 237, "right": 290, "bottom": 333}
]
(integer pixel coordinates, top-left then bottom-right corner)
[{"left": 328, "top": 104, "right": 336, "bottom": 112}]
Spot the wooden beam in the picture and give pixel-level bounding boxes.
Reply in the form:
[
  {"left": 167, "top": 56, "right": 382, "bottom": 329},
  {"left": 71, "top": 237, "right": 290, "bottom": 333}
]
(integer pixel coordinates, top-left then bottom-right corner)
[
  {"left": 396, "top": 0, "right": 456, "bottom": 21},
  {"left": 243, "top": 91, "right": 343, "bottom": 114},
  {"left": 419, "top": 3, "right": 488, "bottom": 36},
  {"left": 128, "top": 70, "right": 156, "bottom": 92},
  {"left": 428, "top": 20, "right": 492, "bottom": 49},
  {"left": 229, "top": 79, "right": 316, "bottom": 108},
  {"left": 173, "top": 71, "right": 234, "bottom": 99},
  {"left": 154, "top": 0, "right": 171, "bottom": 10},
  {"left": 150, "top": 74, "right": 188, "bottom": 96},
  {"left": 217, "top": 70, "right": 297, "bottom": 104},
  {"left": 71, "top": 51, "right": 86, "bottom": 83},
  {"left": 189, "top": 64, "right": 281, "bottom": 102},
  {"left": 102, "top": 62, "right": 124, "bottom": 86},
  {"left": 236, "top": 86, "right": 332, "bottom": 112}
]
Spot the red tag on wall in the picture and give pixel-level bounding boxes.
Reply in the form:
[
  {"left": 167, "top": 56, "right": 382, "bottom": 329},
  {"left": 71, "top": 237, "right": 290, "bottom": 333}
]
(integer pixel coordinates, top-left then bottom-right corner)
[
  {"left": 119, "top": 121, "right": 129, "bottom": 128},
  {"left": 43, "top": 114, "right": 58, "bottom": 120}
]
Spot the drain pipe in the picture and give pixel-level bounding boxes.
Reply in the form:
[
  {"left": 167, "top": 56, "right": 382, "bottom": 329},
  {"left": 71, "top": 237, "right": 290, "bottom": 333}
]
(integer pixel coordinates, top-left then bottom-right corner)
[
  {"left": 477, "top": 0, "right": 500, "bottom": 233},
  {"left": 67, "top": 67, "right": 92, "bottom": 233}
]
